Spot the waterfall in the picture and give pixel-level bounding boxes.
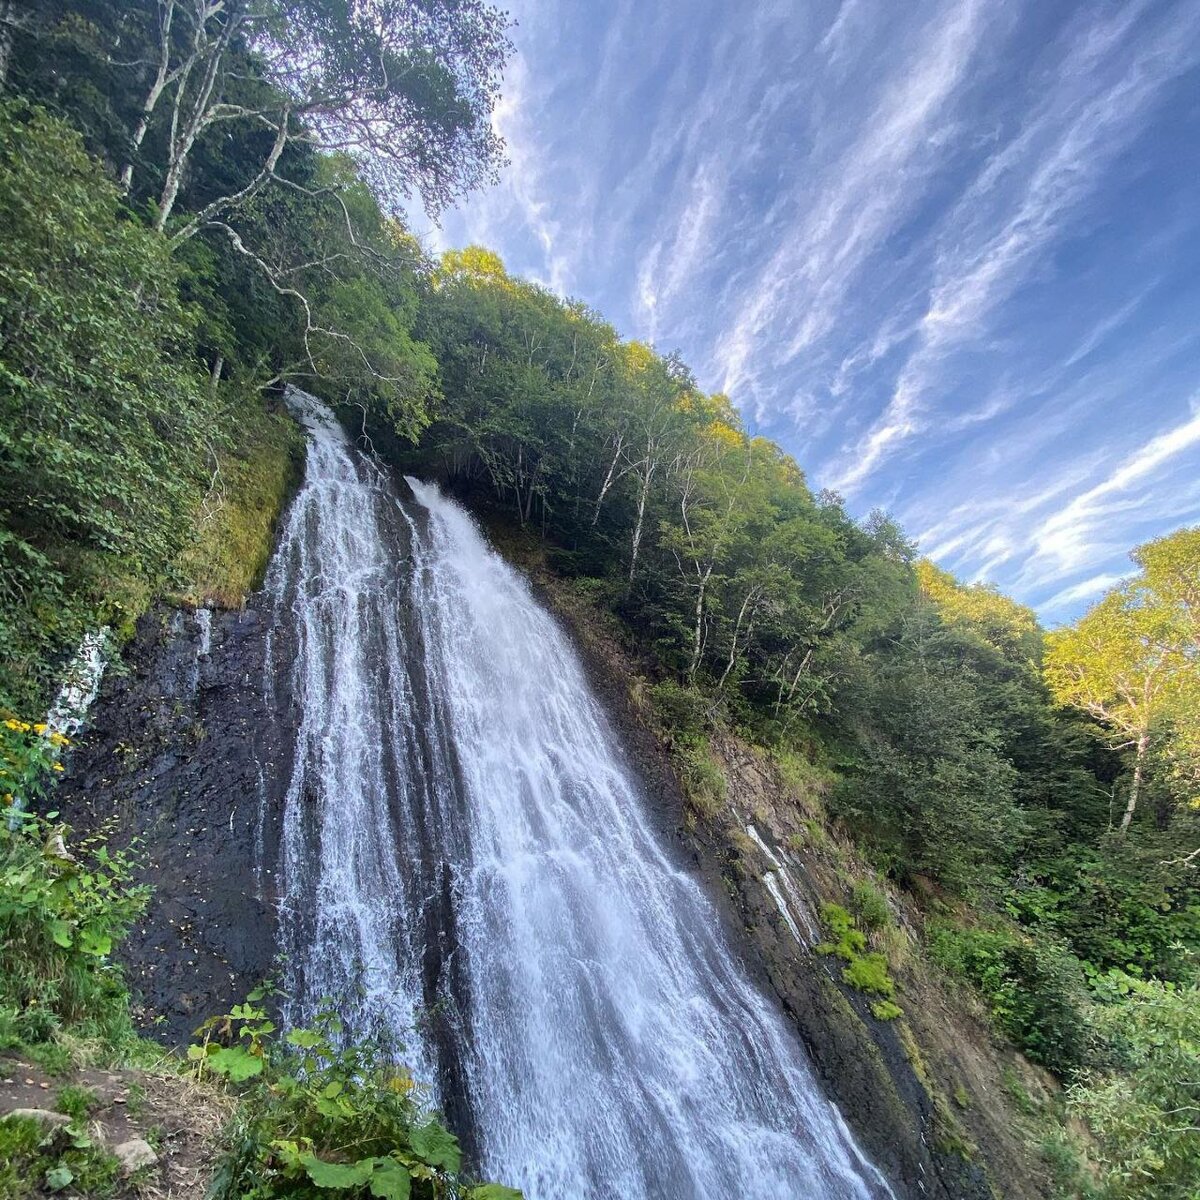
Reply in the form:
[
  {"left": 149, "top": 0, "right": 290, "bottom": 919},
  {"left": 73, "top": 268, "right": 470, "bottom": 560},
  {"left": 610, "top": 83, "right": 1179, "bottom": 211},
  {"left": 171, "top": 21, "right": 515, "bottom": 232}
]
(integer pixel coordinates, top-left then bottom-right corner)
[{"left": 266, "top": 389, "right": 891, "bottom": 1200}]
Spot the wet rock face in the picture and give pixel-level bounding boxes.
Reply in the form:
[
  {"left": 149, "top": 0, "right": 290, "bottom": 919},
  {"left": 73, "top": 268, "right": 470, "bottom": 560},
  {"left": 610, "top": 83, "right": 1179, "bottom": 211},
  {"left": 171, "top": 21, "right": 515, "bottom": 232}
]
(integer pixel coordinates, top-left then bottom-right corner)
[{"left": 56, "top": 603, "right": 290, "bottom": 1046}]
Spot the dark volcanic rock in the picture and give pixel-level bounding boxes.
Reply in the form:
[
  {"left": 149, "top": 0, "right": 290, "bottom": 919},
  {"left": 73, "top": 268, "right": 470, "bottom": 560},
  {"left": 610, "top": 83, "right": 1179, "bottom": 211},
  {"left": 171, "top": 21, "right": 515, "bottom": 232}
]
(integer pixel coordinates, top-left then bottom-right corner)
[{"left": 56, "top": 602, "right": 288, "bottom": 1046}]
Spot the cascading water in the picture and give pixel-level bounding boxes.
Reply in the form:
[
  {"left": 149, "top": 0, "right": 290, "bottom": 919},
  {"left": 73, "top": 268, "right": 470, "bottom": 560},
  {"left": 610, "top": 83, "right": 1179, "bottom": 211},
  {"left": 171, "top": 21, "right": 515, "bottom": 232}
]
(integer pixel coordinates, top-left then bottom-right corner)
[{"left": 266, "top": 389, "right": 892, "bottom": 1200}]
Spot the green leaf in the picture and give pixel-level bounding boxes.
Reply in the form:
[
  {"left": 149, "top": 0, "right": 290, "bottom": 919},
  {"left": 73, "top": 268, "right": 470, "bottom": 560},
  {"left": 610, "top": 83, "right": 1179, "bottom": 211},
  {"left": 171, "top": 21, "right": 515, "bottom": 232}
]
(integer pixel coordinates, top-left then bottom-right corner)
[
  {"left": 408, "top": 1122, "right": 461, "bottom": 1173},
  {"left": 49, "top": 920, "right": 73, "bottom": 948},
  {"left": 208, "top": 1046, "right": 264, "bottom": 1081},
  {"left": 45, "top": 1166, "right": 73, "bottom": 1192},
  {"left": 368, "top": 1159, "right": 412, "bottom": 1199},
  {"left": 469, "top": 1186, "right": 524, "bottom": 1200},
  {"left": 79, "top": 928, "right": 112, "bottom": 956},
  {"left": 300, "top": 1154, "right": 374, "bottom": 1189},
  {"left": 286, "top": 1028, "right": 324, "bottom": 1049}
]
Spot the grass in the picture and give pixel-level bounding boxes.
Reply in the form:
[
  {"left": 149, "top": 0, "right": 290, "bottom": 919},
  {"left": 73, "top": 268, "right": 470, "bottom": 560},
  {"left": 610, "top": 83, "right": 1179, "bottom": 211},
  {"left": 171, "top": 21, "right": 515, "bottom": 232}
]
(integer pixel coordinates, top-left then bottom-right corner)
[
  {"left": 772, "top": 749, "right": 836, "bottom": 817},
  {"left": 851, "top": 879, "right": 891, "bottom": 930},
  {"left": 677, "top": 736, "right": 727, "bottom": 823},
  {"left": 55, "top": 1084, "right": 100, "bottom": 1122}
]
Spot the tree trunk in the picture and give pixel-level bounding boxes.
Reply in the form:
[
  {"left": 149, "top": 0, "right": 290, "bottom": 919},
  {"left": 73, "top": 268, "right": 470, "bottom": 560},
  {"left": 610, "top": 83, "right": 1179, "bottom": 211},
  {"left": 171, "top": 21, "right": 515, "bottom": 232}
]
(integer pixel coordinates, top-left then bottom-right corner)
[
  {"left": 628, "top": 464, "right": 652, "bottom": 584},
  {"left": 0, "top": 0, "right": 15, "bottom": 88},
  {"left": 121, "top": 0, "right": 176, "bottom": 190},
  {"left": 154, "top": 8, "right": 237, "bottom": 230},
  {"left": 593, "top": 435, "right": 626, "bottom": 524},
  {"left": 687, "top": 565, "right": 712, "bottom": 682},
  {"left": 1119, "top": 732, "right": 1149, "bottom": 832}
]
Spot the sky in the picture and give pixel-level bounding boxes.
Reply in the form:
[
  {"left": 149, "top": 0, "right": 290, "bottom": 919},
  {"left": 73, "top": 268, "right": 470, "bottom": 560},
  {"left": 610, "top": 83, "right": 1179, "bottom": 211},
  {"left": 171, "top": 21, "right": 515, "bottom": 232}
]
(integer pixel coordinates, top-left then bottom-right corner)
[{"left": 413, "top": 0, "right": 1200, "bottom": 623}]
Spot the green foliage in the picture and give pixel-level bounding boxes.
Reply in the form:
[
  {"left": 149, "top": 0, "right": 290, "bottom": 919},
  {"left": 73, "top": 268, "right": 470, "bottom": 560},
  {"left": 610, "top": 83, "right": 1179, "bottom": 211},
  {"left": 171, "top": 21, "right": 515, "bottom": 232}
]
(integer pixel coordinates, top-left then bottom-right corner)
[
  {"left": 0, "top": 730, "right": 147, "bottom": 1050},
  {"left": 0, "top": 101, "right": 214, "bottom": 709},
  {"left": 817, "top": 903, "right": 901, "bottom": 1015},
  {"left": 55, "top": 1084, "right": 101, "bottom": 1122},
  {"left": 196, "top": 997, "right": 520, "bottom": 1200},
  {"left": 817, "top": 903, "right": 867, "bottom": 960},
  {"left": 2, "top": 12, "right": 1196, "bottom": 1194},
  {"left": 646, "top": 679, "right": 709, "bottom": 737},
  {"left": 0, "top": 1112, "right": 123, "bottom": 1199},
  {"left": 174, "top": 390, "right": 306, "bottom": 608},
  {"left": 851, "top": 880, "right": 891, "bottom": 931},
  {"left": 1067, "top": 976, "right": 1200, "bottom": 1199},
  {"left": 1045, "top": 527, "right": 1200, "bottom": 834},
  {"left": 929, "top": 924, "right": 1094, "bottom": 1076},
  {"left": 843, "top": 953, "right": 895, "bottom": 998},
  {"left": 675, "top": 735, "right": 727, "bottom": 822}
]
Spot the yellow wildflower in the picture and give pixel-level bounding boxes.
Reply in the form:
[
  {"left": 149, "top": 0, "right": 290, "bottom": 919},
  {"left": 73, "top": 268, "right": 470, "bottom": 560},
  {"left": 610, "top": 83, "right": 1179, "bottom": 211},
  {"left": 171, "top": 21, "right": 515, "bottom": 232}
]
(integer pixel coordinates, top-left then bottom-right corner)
[
  {"left": 52, "top": 763, "right": 64, "bottom": 772},
  {"left": 33, "top": 723, "right": 47, "bottom": 735}
]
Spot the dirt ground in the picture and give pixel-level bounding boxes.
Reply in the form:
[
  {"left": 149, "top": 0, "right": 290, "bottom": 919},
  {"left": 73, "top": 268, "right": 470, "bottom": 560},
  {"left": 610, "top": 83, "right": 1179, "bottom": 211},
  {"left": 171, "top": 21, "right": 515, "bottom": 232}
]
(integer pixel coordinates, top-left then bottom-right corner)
[{"left": 0, "top": 1054, "right": 230, "bottom": 1199}]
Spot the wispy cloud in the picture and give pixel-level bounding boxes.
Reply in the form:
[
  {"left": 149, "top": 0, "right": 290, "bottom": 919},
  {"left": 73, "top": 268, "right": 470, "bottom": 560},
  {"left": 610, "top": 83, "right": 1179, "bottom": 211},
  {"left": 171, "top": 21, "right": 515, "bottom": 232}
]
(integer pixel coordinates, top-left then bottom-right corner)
[
  {"left": 1041, "top": 572, "right": 1128, "bottom": 614},
  {"left": 829, "top": 1, "right": 1200, "bottom": 495},
  {"left": 1022, "top": 401, "right": 1200, "bottom": 581},
  {"left": 715, "top": 0, "right": 995, "bottom": 401}
]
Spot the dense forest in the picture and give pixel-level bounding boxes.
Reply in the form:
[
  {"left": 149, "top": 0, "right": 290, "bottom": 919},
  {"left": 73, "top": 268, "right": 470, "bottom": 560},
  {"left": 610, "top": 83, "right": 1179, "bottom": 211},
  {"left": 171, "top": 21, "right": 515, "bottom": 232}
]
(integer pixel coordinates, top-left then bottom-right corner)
[{"left": 0, "top": 3, "right": 1197, "bottom": 1198}]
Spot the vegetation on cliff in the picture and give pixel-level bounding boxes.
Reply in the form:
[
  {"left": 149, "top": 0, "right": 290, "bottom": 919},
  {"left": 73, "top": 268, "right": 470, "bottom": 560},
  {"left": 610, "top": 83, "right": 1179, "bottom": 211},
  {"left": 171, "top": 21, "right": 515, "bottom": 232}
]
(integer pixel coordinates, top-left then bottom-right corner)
[{"left": 0, "top": 3, "right": 1197, "bottom": 1198}]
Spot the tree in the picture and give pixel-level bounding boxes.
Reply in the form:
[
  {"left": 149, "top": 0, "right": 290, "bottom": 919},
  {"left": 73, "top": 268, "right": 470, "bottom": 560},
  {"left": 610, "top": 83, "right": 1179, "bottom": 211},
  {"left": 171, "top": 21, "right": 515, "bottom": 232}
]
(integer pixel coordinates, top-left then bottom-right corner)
[
  {"left": 835, "top": 601, "right": 1025, "bottom": 890},
  {"left": 1046, "top": 531, "right": 1200, "bottom": 833},
  {"left": 97, "top": 0, "right": 511, "bottom": 232}
]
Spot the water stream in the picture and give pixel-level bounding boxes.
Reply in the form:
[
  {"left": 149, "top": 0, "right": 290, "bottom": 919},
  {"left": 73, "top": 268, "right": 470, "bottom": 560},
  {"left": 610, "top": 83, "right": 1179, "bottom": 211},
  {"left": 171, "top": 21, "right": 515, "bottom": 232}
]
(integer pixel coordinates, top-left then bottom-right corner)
[{"left": 265, "top": 389, "right": 891, "bottom": 1199}]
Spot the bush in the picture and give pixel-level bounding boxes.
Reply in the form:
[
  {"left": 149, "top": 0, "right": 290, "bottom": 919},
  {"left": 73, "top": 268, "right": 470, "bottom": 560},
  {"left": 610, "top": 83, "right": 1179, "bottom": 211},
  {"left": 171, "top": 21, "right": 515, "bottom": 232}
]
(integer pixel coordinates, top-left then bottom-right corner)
[
  {"left": 196, "top": 997, "right": 520, "bottom": 1200},
  {"left": 647, "top": 679, "right": 709, "bottom": 737},
  {"left": 851, "top": 880, "right": 891, "bottom": 930},
  {"left": 0, "top": 722, "right": 147, "bottom": 1051},
  {"left": 929, "top": 923, "right": 1095, "bottom": 1075},
  {"left": 676, "top": 734, "right": 726, "bottom": 821},
  {"left": 1067, "top": 976, "right": 1200, "bottom": 1200},
  {"left": 0, "top": 1113, "right": 124, "bottom": 1199}
]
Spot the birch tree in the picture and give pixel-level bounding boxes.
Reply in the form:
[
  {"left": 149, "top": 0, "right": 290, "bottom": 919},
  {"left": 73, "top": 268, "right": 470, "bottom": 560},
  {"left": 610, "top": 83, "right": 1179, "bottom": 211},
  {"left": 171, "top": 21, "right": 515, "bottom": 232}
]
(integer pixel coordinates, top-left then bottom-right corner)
[
  {"left": 110, "top": 0, "right": 510, "bottom": 231},
  {"left": 1046, "top": 528, "right": 1200, "bottom": 832}
]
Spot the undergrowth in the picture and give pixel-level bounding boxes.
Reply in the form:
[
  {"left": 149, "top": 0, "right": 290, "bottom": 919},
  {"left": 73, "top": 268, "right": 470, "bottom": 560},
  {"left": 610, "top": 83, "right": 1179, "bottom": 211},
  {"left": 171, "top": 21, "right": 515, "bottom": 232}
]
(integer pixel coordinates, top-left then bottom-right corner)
[
  {"left": 195, "top": 995, "right": 520, "bottom": 1200},
  {"left": 0, "top": 1112, "right": 125, "bottom": 1199}
]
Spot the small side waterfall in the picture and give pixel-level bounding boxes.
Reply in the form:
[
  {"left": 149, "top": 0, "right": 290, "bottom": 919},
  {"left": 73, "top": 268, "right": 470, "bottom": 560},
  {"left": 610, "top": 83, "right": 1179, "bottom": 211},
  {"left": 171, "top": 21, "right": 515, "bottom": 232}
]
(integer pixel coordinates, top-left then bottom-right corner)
[{"left": 265, "top": 390, "right": 891, "bottom": 1200}]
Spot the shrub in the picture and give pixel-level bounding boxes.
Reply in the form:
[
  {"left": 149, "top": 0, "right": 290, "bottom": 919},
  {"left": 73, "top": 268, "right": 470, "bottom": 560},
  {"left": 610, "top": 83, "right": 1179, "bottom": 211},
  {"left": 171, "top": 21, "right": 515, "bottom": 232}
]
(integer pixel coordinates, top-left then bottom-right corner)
[
  {"left": 648, "top": 679, "right": 709, "bottom": 737},
  {"left": 0, "top": 1113, "right": 123, "bottom": 1199},
  {"left": 195, "top": 997, "right": 521, "bottom": 1200},
  {"left": 0, "top": 101, "right": 213, "bottom": 709},
  {"left": 929, "top": 923, "right": 1094, "bottom": 1075},
  {"left": 1067, "top": 976, "right": 1200, "bottom": 1200},
  {"left": 676, "top": 734, "right": 726, "bottom": 820},
  {"left": 851, "top": 880, "right": 891, "bottom": 930},
  {"left": 0, "top": 727, "right": 147, "bottom": 1051}
]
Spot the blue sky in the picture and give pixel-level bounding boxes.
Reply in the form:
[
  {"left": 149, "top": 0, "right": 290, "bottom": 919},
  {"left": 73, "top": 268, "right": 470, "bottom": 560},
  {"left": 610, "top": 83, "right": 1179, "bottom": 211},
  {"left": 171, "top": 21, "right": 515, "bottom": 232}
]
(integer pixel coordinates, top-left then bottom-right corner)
[{"left": 414, "top": 0, "right": 1200, "bottom": 622}]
